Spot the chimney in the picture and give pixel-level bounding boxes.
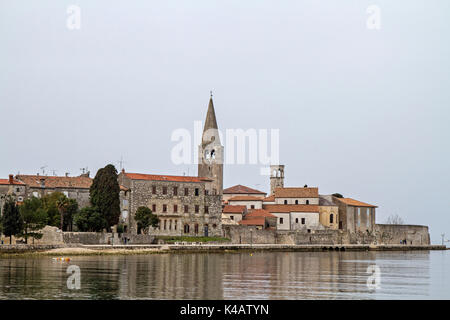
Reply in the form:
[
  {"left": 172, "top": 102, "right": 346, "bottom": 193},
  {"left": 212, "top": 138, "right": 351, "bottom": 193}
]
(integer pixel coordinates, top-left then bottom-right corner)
[
  {"left": 65, "top": 172, "right": 69, "bottom": 177},
  {"left": 40, "top": 178, "right": 45, "bottom": 188},
  {"left": 9, "top": 174, "right": 13, "bottom": 184}
]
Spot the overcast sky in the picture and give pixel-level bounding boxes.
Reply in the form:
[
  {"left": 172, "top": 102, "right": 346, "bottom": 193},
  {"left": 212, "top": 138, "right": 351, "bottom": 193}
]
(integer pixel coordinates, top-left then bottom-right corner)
[{"left": 1, "top": 1, "right": 449, "bottom": 243}]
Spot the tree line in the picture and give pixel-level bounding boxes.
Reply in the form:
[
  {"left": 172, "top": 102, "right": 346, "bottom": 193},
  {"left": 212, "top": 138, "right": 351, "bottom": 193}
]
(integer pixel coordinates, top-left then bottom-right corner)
[{"left": 1, "top": 164, "right": 159, "bottom": 243}]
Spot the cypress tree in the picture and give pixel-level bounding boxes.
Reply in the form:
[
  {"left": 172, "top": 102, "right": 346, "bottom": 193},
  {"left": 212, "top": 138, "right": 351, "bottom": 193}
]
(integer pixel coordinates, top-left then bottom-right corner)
[
  {"left": 1, "top": 196, "right": 23, "bottom": 243},
  {"left": 90, "top": 164, "right": 120, "bottom": 231}
]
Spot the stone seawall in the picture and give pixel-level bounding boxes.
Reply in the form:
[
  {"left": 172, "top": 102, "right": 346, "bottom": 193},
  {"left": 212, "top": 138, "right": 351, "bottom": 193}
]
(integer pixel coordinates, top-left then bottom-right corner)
[{"left": 223, "top": 224, "right": 431, "bottom": 245}]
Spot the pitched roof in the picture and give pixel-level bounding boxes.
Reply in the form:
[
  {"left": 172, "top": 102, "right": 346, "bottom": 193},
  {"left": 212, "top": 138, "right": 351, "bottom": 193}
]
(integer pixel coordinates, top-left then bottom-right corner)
[
  {"left": 0, "top": 179, "right": 25, "bottom": 186},
  {"left": 263, "top": 204, "right": 319, "bottom": 213},
  {"left": 120, "top": 185, "right": 129, "bottom": 191},
  {"left": 239, "top": 218, "right": 265, "bottom": 226},
  {"left": 263, "top": 195, "right": 275, "bottom": 202},
  {"left": 223, "top": 205, "right": 247, "bottom": 214},
  {"left": 16, "top": 175, "right": 92, "bottom": 189},
  {"left": 223, "top": 184, "right": 266, "bottom": 195},
  {"left": 336, "top": 198, "right": 377, "bottom": 208},
  {"left": 228, "top": 196, "right": 263, "bottom": 201},
  {"left": 274, "top": 187, "right": 319, "bottom": 198},
  {"left": 124, "top": 172, "right": 211, "bottom": 183},
  {"left": 246, "top": 209, "right": 276, "bottom": 218}
]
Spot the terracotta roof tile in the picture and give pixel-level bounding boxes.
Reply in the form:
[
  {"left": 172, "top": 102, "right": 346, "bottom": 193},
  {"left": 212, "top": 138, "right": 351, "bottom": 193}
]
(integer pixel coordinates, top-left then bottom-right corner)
[
  {"left": 0, "top": 179, "right": 25, "bottom": 186},
  {"left": 223, "top": 205, "right": 247, "bottom": 213},
  {"left": 223, "top": 184, "right": 266, "bottom": 195},
  {"left": 124, "top": 172, "right": 210, "bottom": 183},
  {"left": 274, "top": 187, "right": 319, "bottom": 198},
  {"left": 336, "top": 198, "right": 377, "bottom": 208},
  {"left": 263, "top": 204, "right": 319, "bottom": 213},
  {"left": 263, "top": 195, "right": 275, "bottom": 202},
  {"left": 228, "top": 196, "right": 264, "bottom": 201},
  {"left": 239, "top": 218, "right": 265, "bottom": 226},
  {"left": 16, "top": 175, "right": 92, "bottom": 189},
  {"left": 246, "top": 209, "right": 276, "bottom": 218}
]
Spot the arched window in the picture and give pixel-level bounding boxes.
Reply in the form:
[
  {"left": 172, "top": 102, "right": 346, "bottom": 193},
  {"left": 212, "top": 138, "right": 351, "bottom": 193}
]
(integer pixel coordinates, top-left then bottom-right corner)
[
  {"left": 330, "top": 214, "right": 334, "bottom": 224},
  {"left": 184, "top": 224, "right": 190, "bottom": 234},
  {"left": 194, "top": 224, "right": 199, "bottom": 234},
  {"left": 211, "top": 150, "right": 215, "bottom": 159},
  {"left": 295, "top": 200, "right": 299, "bottom": 205},
  {"left": 306, "top": 200, "right": 310, "bottom": 205},
  {"left": 284, "top": 200, "right": 288, "bottom": 204}
]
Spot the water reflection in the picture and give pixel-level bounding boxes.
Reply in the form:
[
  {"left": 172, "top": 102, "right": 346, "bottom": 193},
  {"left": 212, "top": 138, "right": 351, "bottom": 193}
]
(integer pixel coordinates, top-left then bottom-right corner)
[{"left": 0, "top": 251, "right": 441, "bottom": 300}]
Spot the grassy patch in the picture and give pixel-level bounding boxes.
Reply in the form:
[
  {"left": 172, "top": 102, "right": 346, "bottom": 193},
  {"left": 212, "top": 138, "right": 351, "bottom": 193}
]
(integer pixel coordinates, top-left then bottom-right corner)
[{"left": 156, "top": 236, "right": 230, "bottom": 244}]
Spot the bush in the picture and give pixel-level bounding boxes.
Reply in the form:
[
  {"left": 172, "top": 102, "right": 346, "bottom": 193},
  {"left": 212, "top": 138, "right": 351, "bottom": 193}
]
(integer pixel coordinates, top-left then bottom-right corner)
[{"left": 74, "top": 207, "right": 106, "bottom": 232}]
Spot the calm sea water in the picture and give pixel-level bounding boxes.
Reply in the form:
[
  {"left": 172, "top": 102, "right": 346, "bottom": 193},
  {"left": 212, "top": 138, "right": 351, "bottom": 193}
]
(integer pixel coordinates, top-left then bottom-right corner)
[{"left": 0, "top": 250, "right": 448, "bottom": 299}]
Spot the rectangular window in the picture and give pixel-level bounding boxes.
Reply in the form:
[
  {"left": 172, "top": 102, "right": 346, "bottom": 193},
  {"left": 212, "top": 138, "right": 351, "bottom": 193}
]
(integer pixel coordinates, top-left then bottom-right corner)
[
  {"left": 301, "top": 218, "right": 306, "bottom": 224},
  {"left": 123, "top": 199, "right": 128, "bottom": 207},
  {"left": 250, "top": 205, "right": 255, "bottom": 209},
  {"left": 205, "top": 206, "right": 209, "bottom": 214},
  {"left": 280, "top": 217, "right": 284, "bottom": 224},
  {"left": 173, "top": 205, "right": 178, "bottom": 213},
  {"left": 174, "top": 220, "right": 177, "bottom": 230},
  {"left": 152, "top": 186, "right": 156, "bottom": 194},
  {"left": 195, "top": 205, "right": 199, "bottom": 213},
  {"left": 184, "top": 188, "right": 189, "bottom": 196},
  {"left": 195, "top": 188, "right": 199, "bottom": 196},
  {"left": 162, "top": 186, "right": 167, "bottom": 195},
  {"left": 163, "top": 204, "right": 167, "bottom": 213},
  {"left": 152, "top": 204, "right": 156, "bottom": 212},
  {"left": 163, "top": 220, "right": 166, "bottom": 230},
  {"left": 295, "top": 218, "right": 299, "bottom": 223},
  {"left": 184, "top": 205, "right": 188, "bottom": 213},
  {"left": 205, "top": 190, "right": 209, "bottom": 195},
  {"left": 230, "top": 216, "right": 234, "bottom": 220},
  {"left": 63, "top": 191, "right": 69, "bottom": 197},
  {"left": 173, "top": 187, "right": 178, "bottom": 196}
]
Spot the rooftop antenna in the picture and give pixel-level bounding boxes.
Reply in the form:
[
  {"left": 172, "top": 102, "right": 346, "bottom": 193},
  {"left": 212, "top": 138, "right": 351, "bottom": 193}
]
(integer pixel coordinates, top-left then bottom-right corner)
[
  {"left": 117, "top": 156, "right": 126, "bottom": 171},
  {"left": 441, "top": 233, "right": 449, "bottom": 246},
  {"left": 40, "top": 165, "right": 48, "bottom": 176}
]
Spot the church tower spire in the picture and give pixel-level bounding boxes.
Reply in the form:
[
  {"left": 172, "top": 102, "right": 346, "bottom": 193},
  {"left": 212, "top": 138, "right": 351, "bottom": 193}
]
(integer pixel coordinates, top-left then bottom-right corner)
[{"left": 198, "top": 93, "right": 224, "bottom": 195}]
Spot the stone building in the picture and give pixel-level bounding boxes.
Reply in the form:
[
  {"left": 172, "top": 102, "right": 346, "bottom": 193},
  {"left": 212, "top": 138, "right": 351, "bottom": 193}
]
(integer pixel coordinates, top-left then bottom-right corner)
[
  {"left": 222, "top": 205, "right": 247, "bottom": 223},
  {"left": 15, "top": 174, "right": 92, "bottom": 208},
  {"left": 227, "top": 196, "right": 263, "bottom": 210},
  {"left": 274, "top": 187, "right": 319, "bottom": 205},
  {"left": 333, "top": 197, "right": 377, "bottom": 232},
  {"left": 118, "top": 96, "right": 223, "bottom": 237},
  {"left": 318, "top": 195, "right": 339, "bottom": 230},
  {"left": 0, "top": 175, "right": 26, "bottom": 215},
  {"left": 223, "top": 185, "right": 266, "bottom": 203}
]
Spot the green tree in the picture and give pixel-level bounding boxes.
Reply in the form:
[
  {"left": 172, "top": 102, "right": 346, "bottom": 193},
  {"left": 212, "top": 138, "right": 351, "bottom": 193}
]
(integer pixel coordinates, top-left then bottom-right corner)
[
  {"left": 1, "top": 196, "right": 23, "bottom": 243},
  {"left": 56, "top": 195, "right": 78, "bottom": 231},
  {"left": 135, "top": 206, "right": 159, "bottom": 234},
  {"left": 90, "top": 164, "right": 120, "bottom": 231},
  {"left": 73, "top": 206, "right": 106, "bottom": 232},
  {"left": 18, "top": 197, "right": 47, "bottom": 244},
  {"left": 41, "top": 192, "right": 64, "bottom": 227}
]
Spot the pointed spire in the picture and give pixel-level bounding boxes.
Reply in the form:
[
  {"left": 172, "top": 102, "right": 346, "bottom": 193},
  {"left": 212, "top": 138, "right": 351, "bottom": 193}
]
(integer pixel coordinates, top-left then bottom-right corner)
[{"left": 203, "top": 93, "right": 218, "bottom": 132}]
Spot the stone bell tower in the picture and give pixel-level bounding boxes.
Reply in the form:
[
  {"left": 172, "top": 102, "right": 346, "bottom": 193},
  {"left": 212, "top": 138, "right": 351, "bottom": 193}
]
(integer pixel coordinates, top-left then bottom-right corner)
[
  {"left": 270, "top": 164, "right": 284, "bottom": 195},
  {"left": 198, "top": 93, "right": 224, "bottom": 195}
]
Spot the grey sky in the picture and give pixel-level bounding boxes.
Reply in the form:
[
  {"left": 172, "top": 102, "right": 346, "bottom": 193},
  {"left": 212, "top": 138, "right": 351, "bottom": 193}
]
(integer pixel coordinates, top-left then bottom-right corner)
[{"left": 1, "top": 1, "right": 449, "bottom": 244}]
